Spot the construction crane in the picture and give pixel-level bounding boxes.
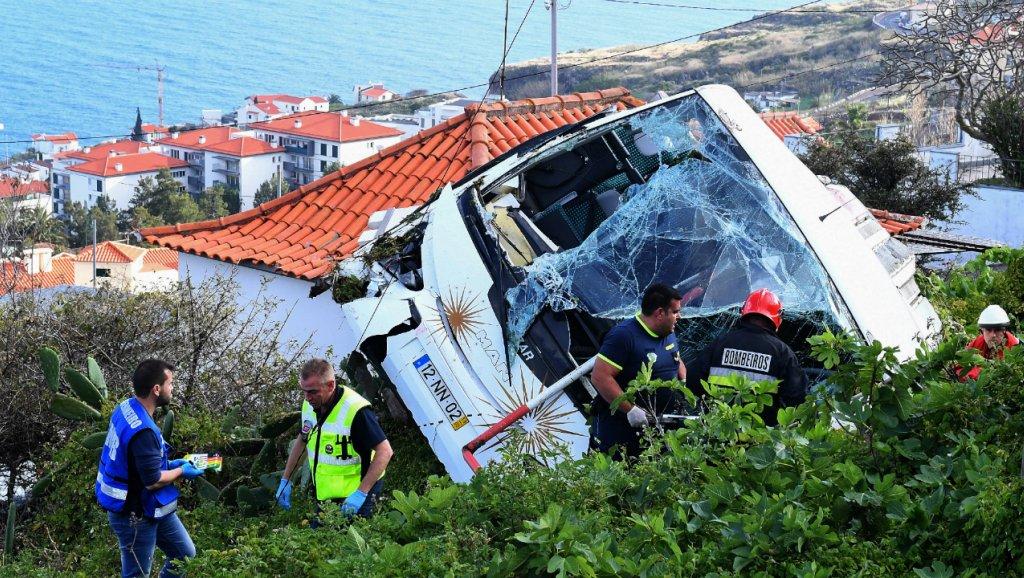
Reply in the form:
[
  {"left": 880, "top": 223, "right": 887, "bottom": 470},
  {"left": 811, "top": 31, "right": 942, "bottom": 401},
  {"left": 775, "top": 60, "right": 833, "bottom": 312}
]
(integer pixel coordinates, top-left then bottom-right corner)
[{"left": 86, "top": 62, "right": 166, "bottom": 127}]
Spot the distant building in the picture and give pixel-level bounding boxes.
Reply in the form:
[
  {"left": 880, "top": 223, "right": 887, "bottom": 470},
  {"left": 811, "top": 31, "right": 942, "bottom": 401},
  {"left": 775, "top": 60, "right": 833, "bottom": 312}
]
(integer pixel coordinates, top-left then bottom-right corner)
[
  {"left": 157, "top": 127, "right": 284, "bottom": 210},
  {"left": 236, "top": 94, "right": 329, "bottom": 126},
  {"left": 0, "top": 160, "right": 50, "bottom": 182},
  {"left": 66, "top": 148, "right": 189, "bottom": 210},
  {"left": 250, "top": 111, "right": 403, "bottom": 187},
  {"left": 917, "top": 127, "right": 999, "bottom": 183},
  {"left": 0, "top": 177, "right": 52, "bottom": 215},
  {"left": 1, "top": 244, "right": 76, "bottom": 295},
  {"left": 757, "top": 111, "right": 822, "bottom": 154},
  {"left": 743, "top": 91, "right": 800, "bottom": 112},
  {"left": 51, "top": 140, "right": 157, "bottom": 214},
  {"left": 73, "top": 241, "right": 178, "bottom": 292},
  {"left": 414, "top": 98, "right": 480, "bottom": 129},
  {"left": 354, "top": 83, "right": 398, "bottom": 104},
  {"left": 31, "top": 132, "right": 79, "bottom": 160}
]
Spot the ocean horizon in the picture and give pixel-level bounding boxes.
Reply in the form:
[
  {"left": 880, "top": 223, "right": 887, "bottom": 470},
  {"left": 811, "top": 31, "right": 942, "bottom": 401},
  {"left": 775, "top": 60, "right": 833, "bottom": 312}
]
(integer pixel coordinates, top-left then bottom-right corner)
[{"left": 0, "top": 0, "right": 801, "bottom": 153}]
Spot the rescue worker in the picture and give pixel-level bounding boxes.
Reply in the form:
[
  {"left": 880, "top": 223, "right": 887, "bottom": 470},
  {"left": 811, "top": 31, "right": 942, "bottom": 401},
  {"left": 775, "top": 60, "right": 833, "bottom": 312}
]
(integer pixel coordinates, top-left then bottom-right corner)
[
  {"left": 959, "top": 304, "right": 1019, "bottom": 381},
  {"left": 590, "top": 283, "right": 687, "bottom": 457},
  {"left": 97, "top": 359, "right": 206, "bottom": 578},
  {"left": 276, "top": 358, "right": 393, "bottom": 519},
  {"left": 686, "top": 289, "right": 807, "bottom": 426}
]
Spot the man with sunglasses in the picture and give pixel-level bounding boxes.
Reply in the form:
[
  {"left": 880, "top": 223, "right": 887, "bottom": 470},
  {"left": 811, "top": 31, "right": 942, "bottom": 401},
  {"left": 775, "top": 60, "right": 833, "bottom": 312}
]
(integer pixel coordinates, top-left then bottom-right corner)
[
  {"left": 687, "top": 288, "right": 807, "bottom": 426},
  {"left": 276, "top": 358, "right": 393, "bottom": 519}
]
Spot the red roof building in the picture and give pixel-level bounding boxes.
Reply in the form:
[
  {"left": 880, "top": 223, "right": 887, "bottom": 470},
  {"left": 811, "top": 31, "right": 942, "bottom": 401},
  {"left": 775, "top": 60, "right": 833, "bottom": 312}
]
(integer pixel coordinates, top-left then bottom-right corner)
[
  {"left": 32, "top": 132, "right": 78, "bottom": 144},
  {"left": 0, "top": 178, "right": 49, "bottom": 199},
  {"left": 68, "top": 152, "right": 188, "bottom": 178},
  {"left": 250, "top": 112, "right": 403, "bottom": 143},
  {"left": 56, "top": 140, "right": 153, "bottom": 161},
  {"left": 144, "top": 88, "right": 644, "bottom": 279},
  {"left": 758, "top": 111, "right": 822, "bottom": 139}
]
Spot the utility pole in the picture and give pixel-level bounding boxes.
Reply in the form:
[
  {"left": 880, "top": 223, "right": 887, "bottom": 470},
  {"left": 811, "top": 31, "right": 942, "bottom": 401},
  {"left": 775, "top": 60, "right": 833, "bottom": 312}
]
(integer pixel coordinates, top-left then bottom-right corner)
[
  {"left": 547, "top": 0, "right": 559, "bottom": 96},
  {"left": 91, "top": 218, "right": 97, "bottom": 289}
]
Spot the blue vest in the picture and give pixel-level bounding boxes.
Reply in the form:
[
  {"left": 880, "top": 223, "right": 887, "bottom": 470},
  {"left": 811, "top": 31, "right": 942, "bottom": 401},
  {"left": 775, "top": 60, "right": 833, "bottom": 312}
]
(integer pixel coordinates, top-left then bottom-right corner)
[{"left": 96, "top": 398, "right": 179, "bottom": 518}]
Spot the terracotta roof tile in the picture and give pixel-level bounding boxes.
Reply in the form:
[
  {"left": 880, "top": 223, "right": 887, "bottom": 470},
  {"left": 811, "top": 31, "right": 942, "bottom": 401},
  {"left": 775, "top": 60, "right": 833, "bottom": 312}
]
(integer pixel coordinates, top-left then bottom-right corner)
[
  {"left": 758, "top": 111, "right": 823, "bottom": 140},
  {"left": 868, "top": 209, "right": 928, "bottom": 236},
  {"left": 142, "top": 88, "right": 647, "bottom": 279},
  {"left": 1, "top": 256, "right": 76, "bottom": 294}
]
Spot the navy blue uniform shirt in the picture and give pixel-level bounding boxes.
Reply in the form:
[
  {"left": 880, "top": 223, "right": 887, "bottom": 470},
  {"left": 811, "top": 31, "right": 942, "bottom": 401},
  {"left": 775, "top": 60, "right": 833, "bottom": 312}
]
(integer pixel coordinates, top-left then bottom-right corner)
[
  {"left": 125, "top": 429, "right": 164, "bottom": 516},
  {"left": 595, "top": 314, "right": 683, "bottom": 414}
]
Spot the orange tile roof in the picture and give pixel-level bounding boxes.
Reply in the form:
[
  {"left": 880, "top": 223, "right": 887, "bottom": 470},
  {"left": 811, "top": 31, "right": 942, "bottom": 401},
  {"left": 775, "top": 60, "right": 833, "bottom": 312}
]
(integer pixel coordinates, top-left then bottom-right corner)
[
  {"left": 0, "top": 178, "right": 49, "bottom": 199},
  {"left": 361, "top": 87, "right": 393, "bottom": 98},
  {"left": 140, "top": 248, "right": 179, "bottom": 272},
  {"left": 58, "top": 140, "right": 152, "bottom": 161},
  {"left": 251, "top": 111, "right": 404, "bottom": 143},
  {"left": 157, "top": 126, "right": 235, "bottom": 149},
  {"left": 141, "top": 123, "right": 171, "bottom": 134},
  {"left": 203, "top": 136, "right": 283, "bottom": 157},
  {"left": 758, "top": 111, "right": 822, "bottom": 140},
  {"left": 869, "top": 209, "right": 928, "bottom": 235},
  {"left": 252, "top": 102, "right": 281, "bottom": 115},
  {"left": 0, "top": 257, "right": 75, "bottom": 294},
  {"left": 68, "top": 152, "right": 188, "bottom": 178},
  {"left": 143, "top": 88, "right": 643, "bottom": 280},
  {"left": 75, "top": 241, "right": 148, "bottom": 264},
  {"left": 32, "top": 132, "right": 78, "bottom": 144}
]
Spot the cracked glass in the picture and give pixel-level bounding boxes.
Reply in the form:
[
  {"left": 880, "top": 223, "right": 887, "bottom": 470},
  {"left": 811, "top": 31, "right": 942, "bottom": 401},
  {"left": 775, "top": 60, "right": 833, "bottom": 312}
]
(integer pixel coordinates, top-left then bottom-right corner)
[{"left": 503, "top": 95, "right": 855, "bottom": 361}]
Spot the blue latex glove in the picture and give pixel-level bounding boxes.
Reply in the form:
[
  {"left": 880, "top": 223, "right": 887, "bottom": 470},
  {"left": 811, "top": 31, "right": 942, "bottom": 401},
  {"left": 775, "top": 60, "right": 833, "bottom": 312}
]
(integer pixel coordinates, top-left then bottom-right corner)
[
  {"left": 180, "top": 462, "right": 205, "bottom": 479},
  {"left": 168, "top": 458, "right": 187, "bottom": 469},
  {"left": 276, "top": 478, "right": 292, "bottom": 510},
  {"left": 341, "top": 490, "right": 367, "bottom": 517}
]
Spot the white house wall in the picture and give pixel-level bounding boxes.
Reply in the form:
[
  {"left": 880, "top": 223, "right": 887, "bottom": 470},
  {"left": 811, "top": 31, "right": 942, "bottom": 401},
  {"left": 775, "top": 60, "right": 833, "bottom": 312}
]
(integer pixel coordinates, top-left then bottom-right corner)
[{"left": 178, "top": 253, "right": 357, "bottom": 358}]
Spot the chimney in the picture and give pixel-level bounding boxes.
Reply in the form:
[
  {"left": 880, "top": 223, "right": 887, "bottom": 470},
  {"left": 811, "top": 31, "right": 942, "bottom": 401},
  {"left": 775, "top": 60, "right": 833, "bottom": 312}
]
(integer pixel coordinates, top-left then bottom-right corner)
[
  {"left": 352, "top": 116, "right": 361, "bottom": 127},
  {"left": 198, "top": 135, "right": 206, "bottom": 144},
  {"left": 83, "top": 146, "right": 92, "bottom": 154},
  {"left": 293, "top": 119, "right": 302, "bottom": 129},
  {"left": 114, "top": 162, "right": 123, "bottom": 172},
  {"left": 26, "top": 245, "right": 53, "bottom": 274},
  {"left": 340, "top": 110, "right": 349, "bottom": 117},
  {"left": 108, "top": 149, "right": 117, "bottom": 156},
  {"left": 171, "top": 131, "right": 180, "bottom": 139}
]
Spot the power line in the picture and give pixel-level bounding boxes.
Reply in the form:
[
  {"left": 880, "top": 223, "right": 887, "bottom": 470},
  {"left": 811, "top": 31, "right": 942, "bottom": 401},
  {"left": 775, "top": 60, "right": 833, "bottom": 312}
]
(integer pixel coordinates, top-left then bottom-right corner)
[
  {"left": 2, "top": 0, "right": 869, "bottom": 145},
  {"left": 738, "top": 50, "right": 883, "bottom": 89}
]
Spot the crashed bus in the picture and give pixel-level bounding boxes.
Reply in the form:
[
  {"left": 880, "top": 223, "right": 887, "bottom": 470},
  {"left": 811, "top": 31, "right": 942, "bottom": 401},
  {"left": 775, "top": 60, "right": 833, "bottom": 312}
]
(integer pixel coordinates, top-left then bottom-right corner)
[{"left": 335, "top": 85, "right": 940, "bottom": 482}]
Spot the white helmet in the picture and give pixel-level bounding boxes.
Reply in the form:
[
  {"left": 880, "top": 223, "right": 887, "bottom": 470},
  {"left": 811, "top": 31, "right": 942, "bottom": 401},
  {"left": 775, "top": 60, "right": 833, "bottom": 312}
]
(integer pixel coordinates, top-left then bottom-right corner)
[{"left": 978, "top": 304, "right": 1011, "bottom": 328}]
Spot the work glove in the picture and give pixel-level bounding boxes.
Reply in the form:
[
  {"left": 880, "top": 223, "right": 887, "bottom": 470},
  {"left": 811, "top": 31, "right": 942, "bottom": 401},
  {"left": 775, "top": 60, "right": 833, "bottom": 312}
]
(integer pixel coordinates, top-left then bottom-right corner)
[
  {"left": 340, "top": 490, "right": 367, "bottom": 517},
  {"left": 168, "top": 458, "right": 187, "bottom": 469},
  {"left": 276, "top": 478, "right": 292, "bottom": 510},
  {"left": 626, "top": 406, "right": 655, "bottom": 428},
  {"left": 180, "top": 462, "right": 205, "bottom": 479}
]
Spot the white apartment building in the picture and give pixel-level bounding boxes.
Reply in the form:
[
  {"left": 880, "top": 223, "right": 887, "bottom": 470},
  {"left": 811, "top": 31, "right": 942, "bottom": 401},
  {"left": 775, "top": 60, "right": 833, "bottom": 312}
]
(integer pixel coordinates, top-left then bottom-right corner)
[
  {"left": 414, "top": 98, "right": 479, "bottom": 129},
  {"left": 236, "top": 94, "right": 329, "bottom": 126},
  {"left": 250, "top": 111, "right": 403, "bottom": 186},
  {"left": 157, "top": 127, "right": 283, "bottom": 210},
  {"left": 0, "top": 160, "right": 50, "bottom": 182},
  {"left": 51, "top": 140, "right": 157, "bottom": 214},
  {"left": 0, "top": 178, "right": 52, "bottom": 215},
  {"left": 67, "top": 151, "right": 188, "bottom": 210},
  {"left": 31, "top": 132, "right": 80, "bottom": 160}
]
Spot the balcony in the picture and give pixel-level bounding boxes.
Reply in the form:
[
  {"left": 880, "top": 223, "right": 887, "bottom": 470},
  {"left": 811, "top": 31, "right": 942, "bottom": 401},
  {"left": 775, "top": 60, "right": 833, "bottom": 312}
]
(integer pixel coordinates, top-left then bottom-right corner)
[
  {"left": 284, "top": 140, "right": 313, "bottom": 156},
  {"left": 213, "top": 163, "right": 240, "bottom": 176},
  {"left": 283, "top": 161, "right": 313, "bottom": 173},
  {"left": 187, "top": 176, "right": 204, "bottom": 190}
]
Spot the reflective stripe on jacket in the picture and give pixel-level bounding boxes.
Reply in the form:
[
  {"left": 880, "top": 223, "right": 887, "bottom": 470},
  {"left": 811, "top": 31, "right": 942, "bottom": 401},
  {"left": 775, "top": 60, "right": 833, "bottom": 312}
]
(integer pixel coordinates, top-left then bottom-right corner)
[
  {"left": 302, "top": 387, "right": 378, "bottom": 500},
  {"left": 96, "top": 398, "right": 179, "bottom": 518}
]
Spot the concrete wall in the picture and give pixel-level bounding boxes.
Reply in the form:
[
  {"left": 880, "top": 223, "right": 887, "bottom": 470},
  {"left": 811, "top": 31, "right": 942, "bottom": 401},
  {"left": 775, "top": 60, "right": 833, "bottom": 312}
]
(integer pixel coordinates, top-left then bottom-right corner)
[
  {"left": 178, "top": 253, "right": 356, "bottom": 357},
  {"left": 948, "top": 185, "right": 1024, "bottom": 249}
]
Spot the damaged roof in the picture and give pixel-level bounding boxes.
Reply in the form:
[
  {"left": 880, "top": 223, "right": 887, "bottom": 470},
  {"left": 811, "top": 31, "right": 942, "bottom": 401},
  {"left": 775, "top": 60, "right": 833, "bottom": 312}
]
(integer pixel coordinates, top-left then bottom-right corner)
[{"left": 141, "top": 88, "right": 645, "bottom": 279}]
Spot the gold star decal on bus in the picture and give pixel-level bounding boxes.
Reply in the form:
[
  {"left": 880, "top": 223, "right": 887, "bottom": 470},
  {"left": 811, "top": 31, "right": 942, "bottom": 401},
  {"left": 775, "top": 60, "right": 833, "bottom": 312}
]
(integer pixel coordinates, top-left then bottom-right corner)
[{"left": 426, "top": 287, "right": 488, "bottom": 344}]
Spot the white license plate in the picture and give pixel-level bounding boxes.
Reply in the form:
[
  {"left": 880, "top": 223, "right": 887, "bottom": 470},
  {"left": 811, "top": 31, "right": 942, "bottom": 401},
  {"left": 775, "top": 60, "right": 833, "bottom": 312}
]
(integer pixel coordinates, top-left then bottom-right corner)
[{"left": 414, "top": 354, "right": 469, "bottom": 431}]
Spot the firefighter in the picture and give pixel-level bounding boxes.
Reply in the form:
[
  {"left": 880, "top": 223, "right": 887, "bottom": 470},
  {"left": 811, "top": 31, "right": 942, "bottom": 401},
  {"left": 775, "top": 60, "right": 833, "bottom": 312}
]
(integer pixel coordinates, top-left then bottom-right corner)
[
  {"left": 276, "top": 358, "right": 393, "bottom": 519},
  {"left": 959, "top": 304, "right": 1019, "bottom": 381},
  {"left": 96, "top": 359, "right": 205, "bottom": 578},
  {"left": 590, "top": 283, "right": 688, "bottom": 457},
  {"left": 686, "top": 288, "right": 807, "bottom": 426}
]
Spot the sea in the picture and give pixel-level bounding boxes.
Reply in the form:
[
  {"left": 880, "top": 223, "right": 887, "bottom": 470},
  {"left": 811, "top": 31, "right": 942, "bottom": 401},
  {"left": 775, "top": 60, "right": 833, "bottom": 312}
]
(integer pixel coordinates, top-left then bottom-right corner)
[{"left": 0, "top": 0, "right": 802, "bottom": 154}]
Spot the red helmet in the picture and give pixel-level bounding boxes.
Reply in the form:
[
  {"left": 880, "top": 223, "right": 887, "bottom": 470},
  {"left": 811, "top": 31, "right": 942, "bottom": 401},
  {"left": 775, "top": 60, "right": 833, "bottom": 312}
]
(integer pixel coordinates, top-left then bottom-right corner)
[{"left": 740, "top": 288, "right": 783, "bottom": 330}]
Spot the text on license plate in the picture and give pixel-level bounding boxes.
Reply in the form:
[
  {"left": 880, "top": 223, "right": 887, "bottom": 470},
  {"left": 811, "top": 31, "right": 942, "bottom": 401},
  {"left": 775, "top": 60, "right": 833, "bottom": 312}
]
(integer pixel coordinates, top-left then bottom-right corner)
[{"left": 413, "top": 354, "right": 469, "bottom": 431}]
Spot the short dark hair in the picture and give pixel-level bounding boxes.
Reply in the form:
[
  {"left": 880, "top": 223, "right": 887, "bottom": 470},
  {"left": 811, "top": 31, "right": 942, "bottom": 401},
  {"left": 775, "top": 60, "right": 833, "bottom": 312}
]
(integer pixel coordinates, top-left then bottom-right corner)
[
  {"left": 641, "top": 283, "right": 683, "bottom": 316},
  {"left": 132, "top": 359, "right": 175, "bottom": 397}
]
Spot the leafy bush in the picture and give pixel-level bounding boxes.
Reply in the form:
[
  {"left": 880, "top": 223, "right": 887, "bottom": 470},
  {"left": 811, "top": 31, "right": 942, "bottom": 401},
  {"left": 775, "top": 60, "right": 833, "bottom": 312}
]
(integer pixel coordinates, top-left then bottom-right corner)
[{"left": 5, "top": 254, "right": 1024, "bottom": 577}]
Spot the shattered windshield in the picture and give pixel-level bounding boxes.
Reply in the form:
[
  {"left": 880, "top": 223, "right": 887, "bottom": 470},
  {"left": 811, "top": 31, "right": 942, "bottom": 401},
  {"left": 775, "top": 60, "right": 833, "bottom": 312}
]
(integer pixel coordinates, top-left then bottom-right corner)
[{"left": 501, "top": 94, "right": 853, "bottom": 357}]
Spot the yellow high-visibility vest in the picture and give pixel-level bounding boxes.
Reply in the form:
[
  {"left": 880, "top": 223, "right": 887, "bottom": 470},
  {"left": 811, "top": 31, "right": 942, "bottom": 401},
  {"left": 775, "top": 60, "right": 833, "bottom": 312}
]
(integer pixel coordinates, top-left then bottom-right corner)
[{"left": 301, "top": 387, "right": 379, "bottom": 500}]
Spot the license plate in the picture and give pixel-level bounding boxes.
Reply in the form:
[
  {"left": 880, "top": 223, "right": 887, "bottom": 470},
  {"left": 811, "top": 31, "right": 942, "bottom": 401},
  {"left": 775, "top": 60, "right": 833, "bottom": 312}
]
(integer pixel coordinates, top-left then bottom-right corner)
[{"left": 414, "top": 354, "right": 469, "bottom": 431}]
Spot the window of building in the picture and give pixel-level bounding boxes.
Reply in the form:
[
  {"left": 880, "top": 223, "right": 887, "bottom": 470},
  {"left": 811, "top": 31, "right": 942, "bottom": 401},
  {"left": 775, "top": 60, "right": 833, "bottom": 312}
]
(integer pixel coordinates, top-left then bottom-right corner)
[
  {"left": 170, "top": 149, "right": 180, "bottom": 159},
  {"left": 52, "top": 173, "right": 59, "bottom": 183},
  {"left": 227, "top": 175, "right": 239, "bottom": 187},
  {"left": 96, "top": 268, "right": 111, "bottom": 278},
  {"left": 320, "top": 143, "right": 327, "bottom": 156},
  {"left": 178, "top": 185, "right": 186, "bottom": 193},
  {"left": 172, "top": 170, "right": 186, "bottom": 178},
  {"left": 320, "top": 160, "right": 327, "bottom": 173},
  {"left": 332, "top": 145, "right": 338, "bottom": 158},
  {"left": 53, "top": 191, "right": 61, "bottom": 200},
  {"left": 95, "top": 180, "right": 103, "bottom": 193}
]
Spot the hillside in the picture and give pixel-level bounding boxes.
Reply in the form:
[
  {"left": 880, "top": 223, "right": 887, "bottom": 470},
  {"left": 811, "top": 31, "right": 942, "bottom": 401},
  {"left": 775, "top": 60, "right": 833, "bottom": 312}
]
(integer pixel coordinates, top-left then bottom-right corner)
[{"left": 494, "top": 0, "right": 901, "bottom": 110}]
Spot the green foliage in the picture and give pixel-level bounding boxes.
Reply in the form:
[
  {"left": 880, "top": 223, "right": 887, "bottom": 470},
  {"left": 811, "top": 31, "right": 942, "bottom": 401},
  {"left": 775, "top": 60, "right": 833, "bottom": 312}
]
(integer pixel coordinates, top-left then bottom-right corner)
[
  {"left": 162, "top": 409, "right": 175, "bottom": 440},
  {"left": 64, "top": 199, "right": 119, "bottom": 247},
  {"left": 253, "top": 176, "right": 284, "bottom": 207},
  {"left": 4, "top": 501, "right": 15, "bottom": 557},
  {"left": 977, "top": 93, "right": 1024, "bottom": 186},
  {"left": 85, "top": 356, "right": 107, "bottom": 400},
  {"left": 37, "top": 347, "right": 59, "bottom": 393},
  {"left": 800, "top": 128, "right": 973, "bottom": 222},
  {"left": 258, "top": 411, "right": 300, "bottom": 439},
  {"left": 63, "top": 368, "right": 102, "bottom": 410},
  {"left": 49, "top": 393, "right": 101, "bottom": 422}
]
